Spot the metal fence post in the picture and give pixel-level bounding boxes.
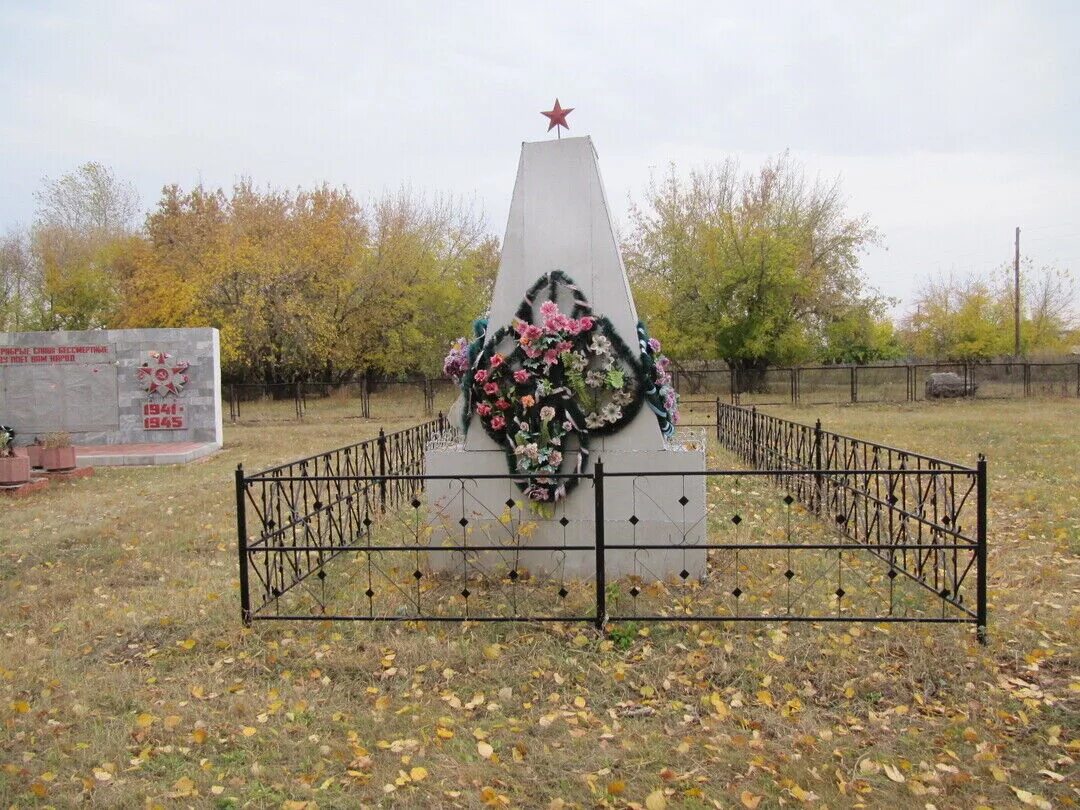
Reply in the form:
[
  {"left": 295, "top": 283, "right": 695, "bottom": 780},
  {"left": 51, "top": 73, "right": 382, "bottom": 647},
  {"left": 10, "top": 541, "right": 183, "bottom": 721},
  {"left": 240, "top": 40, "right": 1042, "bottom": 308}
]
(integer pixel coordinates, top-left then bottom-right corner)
[
  {"left": 850, "top": 366, "right": 857, "bottom": 404},
  {"left": 377, "top": 428, "right": 387, "bottom": 514},
  {"left": 813, "top": 419, "right": 824, "bottom": 514},
  {"left": 976, "top": 454, "right": 988, "bottom": 644},
  {"left": 714, "top": 396, "right": 721, "bottom": 443},
  {"left": 750, "top": 406, "right": 758, "bottom": 467},
  {"left": 235, "top": 464, "right": 252, "bottom": 626},
  {"left": 594, "top": 459, "right": 606, "bottom": 631}
]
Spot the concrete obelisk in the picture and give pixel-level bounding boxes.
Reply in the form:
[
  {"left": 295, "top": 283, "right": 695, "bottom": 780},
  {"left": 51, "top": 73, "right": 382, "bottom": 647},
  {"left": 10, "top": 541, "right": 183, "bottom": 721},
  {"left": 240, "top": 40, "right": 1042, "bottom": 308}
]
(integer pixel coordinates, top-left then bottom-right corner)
[{"left": 426, "top": 136, "right": 705, "bottom": 579}]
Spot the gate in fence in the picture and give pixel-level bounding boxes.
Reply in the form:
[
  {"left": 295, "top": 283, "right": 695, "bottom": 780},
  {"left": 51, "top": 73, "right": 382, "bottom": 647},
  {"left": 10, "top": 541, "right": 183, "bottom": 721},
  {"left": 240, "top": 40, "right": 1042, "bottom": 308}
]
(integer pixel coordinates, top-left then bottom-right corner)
[{"left": 235, "top": 405, "right": 988, "bottom": 639}]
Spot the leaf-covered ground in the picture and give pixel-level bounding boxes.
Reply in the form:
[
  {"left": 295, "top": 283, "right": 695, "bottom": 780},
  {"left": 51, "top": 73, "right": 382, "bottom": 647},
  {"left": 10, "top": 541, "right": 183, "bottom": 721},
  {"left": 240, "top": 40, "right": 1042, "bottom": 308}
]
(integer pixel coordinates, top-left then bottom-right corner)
[{"left": 1, "top": 399, "right": 1077, "bottom": 808}]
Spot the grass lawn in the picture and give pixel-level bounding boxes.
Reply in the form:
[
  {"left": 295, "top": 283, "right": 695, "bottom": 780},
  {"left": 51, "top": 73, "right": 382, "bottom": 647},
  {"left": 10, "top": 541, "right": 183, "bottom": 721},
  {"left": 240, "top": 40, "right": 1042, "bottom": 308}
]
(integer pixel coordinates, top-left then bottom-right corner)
[{"left": 1, "top": 398, "right": 1077, "bottom": 808}]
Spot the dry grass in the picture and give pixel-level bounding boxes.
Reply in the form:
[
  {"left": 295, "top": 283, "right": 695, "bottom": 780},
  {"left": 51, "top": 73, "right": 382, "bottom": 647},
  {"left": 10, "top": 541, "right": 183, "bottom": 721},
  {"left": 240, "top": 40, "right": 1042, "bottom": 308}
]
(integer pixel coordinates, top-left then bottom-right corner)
[{"left": 1, "top": 398, "right": 1077, "bottom": 808}]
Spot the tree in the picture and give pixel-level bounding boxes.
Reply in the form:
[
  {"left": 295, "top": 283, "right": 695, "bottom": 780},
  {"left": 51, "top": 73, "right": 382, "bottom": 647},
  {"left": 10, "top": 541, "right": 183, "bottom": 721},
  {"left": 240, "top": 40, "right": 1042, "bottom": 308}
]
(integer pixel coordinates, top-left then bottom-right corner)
[
  {"left": 31, "top": 162, "right": 141, "bottom": 329},
  {"left": 129, "top": 181, "right": 498, "bottom": 383},
  {"left": 624, "top": 153, "right": 881, "bottom": 386},
  {"left": 901, "top": 261, "right": 1076, "bottom": 359},
  {"left": 0, "top": 228, "right": 41, "bottom": 330}
]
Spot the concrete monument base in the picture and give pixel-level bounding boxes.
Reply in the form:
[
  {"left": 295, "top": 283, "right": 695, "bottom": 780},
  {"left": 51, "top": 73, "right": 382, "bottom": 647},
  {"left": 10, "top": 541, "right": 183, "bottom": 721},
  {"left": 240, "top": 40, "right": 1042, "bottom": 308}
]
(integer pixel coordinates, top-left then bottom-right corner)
[{"left": 424, "top": 440, "right": 707, "bottom": 581}]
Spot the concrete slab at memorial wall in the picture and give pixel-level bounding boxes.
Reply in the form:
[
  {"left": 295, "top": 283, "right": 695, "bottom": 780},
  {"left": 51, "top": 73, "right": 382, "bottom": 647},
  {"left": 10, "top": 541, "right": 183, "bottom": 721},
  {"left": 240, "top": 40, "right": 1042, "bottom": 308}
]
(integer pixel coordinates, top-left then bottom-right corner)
[{"left": 0, "top": 327, "right": 222, "bottom": 451}]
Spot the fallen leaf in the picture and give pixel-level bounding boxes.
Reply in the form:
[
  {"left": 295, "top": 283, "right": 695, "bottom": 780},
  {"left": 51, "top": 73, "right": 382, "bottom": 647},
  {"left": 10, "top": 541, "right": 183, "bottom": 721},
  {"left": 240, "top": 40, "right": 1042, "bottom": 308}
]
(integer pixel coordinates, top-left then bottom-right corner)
[
  {"left": 741, "top": 790, "right": 763, "bottom": 808},
  {"left": 1010, "top": 787, "right": 1052, "bottom": 809},
  {"left": 645, "top": 789, "right": 667, "bottom": 810},
  {"left": 477, "top": 741, "right": 494, "bottom": 759},
  {"left": 883, "top": 764, "right": 905, "bottom": 783}
]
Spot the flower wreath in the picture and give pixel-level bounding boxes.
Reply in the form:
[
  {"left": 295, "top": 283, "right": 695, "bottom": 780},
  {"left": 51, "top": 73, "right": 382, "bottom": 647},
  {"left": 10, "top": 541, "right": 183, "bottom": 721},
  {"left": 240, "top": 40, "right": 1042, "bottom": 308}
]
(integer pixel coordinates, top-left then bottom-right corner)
[{"left": 444, "top": 271, "right": 679, "bottom": 504}]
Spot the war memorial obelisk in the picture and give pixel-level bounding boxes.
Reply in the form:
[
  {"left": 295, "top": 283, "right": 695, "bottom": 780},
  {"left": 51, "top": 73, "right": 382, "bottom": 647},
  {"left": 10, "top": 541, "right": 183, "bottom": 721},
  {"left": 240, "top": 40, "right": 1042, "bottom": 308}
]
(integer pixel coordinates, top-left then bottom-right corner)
[{"left": 425, "top": 129, "right": 706, "bottom": 580}]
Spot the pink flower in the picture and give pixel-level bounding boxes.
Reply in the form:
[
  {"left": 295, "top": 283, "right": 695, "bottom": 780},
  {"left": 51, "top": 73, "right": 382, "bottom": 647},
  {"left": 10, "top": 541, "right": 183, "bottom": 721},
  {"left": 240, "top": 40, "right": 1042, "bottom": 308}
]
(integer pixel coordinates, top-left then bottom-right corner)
[
  {"left": 484, "top": 382, "right": 499, "bottom": 396},
  {"left": 540, "top": 405, "right": 556, "bottom": 422},
  {"left": 520, "top": 394, "right": 536, "bottom": 408},
  {"left": 474, "top": 369, "right": 488, "bottom": 383},
  {"left": 549, "top": 450, "right": 563, "bottom": 466},
  {"left": 490, "top": 415, "right": 506, "bottom": 430},
  {"left": 495, "top": 398, "right": 511, "bottom": 410},
  {"left": 490, "top": 353, "right": 505, "bottom": 368},
  {"left": 539, "top": 301, "right": 559, "bottom": 318},
  {"left": 476, "top": 403, "right": 492, "bottom": 416},
  {"left": 578, "top": 316, "right": 595, "bottom": 331},
  {"left": 522, "top": 324, "right": 543, "bottom": 341},
  {"left": 543, "top": 349, "right": 559, "bottom": 366},
  {"left": 513, "top": 369, "right": 531, "bottom": 384},
  {"left": 648, "top": 337, "right": 662, "bottom": 353}
]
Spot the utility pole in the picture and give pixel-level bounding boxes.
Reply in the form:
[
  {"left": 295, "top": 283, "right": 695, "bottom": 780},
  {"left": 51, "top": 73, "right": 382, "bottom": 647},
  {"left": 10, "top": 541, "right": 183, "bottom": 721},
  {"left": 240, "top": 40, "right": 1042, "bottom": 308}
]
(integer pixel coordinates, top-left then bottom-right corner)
[{"left": 1014, "top": 226, "right": 1021, "bottom": 357}]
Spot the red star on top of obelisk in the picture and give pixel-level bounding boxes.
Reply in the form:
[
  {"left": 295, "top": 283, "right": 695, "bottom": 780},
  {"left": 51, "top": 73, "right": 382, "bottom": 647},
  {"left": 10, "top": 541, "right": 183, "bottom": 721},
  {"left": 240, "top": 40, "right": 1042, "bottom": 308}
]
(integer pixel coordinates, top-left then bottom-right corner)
[{"left": 541, "top": 98, "right": 574, "bottom": 137}]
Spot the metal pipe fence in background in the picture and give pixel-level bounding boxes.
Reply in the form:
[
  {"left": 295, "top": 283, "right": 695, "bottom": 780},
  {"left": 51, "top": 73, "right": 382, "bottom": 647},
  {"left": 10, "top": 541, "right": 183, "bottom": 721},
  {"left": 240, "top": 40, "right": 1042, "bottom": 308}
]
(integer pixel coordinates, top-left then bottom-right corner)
[{"left": 672, "top": 360, "right": 1080, "bottom": 407}]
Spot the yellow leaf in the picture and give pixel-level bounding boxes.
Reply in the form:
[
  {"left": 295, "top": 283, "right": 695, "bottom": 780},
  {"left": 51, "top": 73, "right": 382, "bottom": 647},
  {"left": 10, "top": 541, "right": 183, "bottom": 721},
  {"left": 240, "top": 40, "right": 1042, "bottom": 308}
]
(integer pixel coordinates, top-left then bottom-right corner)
[
  {"left": 136, "top": 712, "right": 155, "bottom": 728},
  {"left": 436, "top": 727, "right": 454, "bottom": 739},
  {"left": 93, "top": 769, "right": 113, "bottom": 782},
  {"left": 709, "top": 692, "right": 730, "bottom": 718},
  {"left": 241, "top": 726, "right": 257, "bottom": 737},
  {"left": 191, "top": 728, "right": 208, "bottom": 744},
  {"left": 790, "top": 784, "right": 816, "bottom": 802},
  {"left": 179, "top": 638, "right": 196, "bottom": 650},
  {"left": 989, "top": 766, "right": 1006, "bottom": 782},
  {"left": 883, "top": 763, "right": 905, "bottom": 783},
  {"left": 410, "top": 766, "right": 428, "bottom": 781},
  {"left": 645, "top": 789, "right": 667, "bottom": 810},
  {"left": 1010, "top": 787, "right": 1052, "bottom": 809},
  {"left": 10, "top": 700, "right": 30, "bottom": 714},
  {"left": 756, "top": 690, "right": 774, "bottom": 708},
  {"left": 477, "top": 741, "right": 494, "bottom": 759},
  {"left": 573, "top": 696, "right": 586, "bottom": 709},
  {"left": 607, "top": 780, "right": 626, "bottom": 795},
  {"left": 741, "top": 790, "right": 762, "bottom": 808},
  {"left": 30, "top": 782, "right": 47, "bottom": 798},
  {"left": 164, "top": 715, "right": 182, "bottom": 730},
  {"left": 170, "top": 776, "right": 196, "bottom": 797},
  {"left": 483, "top": 644, "right": 502, "bottom": 660}
]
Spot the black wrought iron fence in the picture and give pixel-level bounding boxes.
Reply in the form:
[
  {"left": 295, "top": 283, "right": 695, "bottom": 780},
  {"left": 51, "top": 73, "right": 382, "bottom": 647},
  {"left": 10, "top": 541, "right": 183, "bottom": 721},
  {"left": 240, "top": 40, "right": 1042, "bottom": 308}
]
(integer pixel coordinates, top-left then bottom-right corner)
[{"left": 236, "top": 407, "right": 987, "bottom": 640}]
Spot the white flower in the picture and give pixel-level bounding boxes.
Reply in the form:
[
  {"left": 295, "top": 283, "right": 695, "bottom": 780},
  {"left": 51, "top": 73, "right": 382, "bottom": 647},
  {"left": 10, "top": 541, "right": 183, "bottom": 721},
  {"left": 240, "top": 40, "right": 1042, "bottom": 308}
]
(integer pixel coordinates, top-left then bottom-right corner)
[
  {"left": 589, "top": 334, "right": 612, "bottom": 355},
  {"left": 586, "top": 370, "right": 606, "bottom": 388},
  {"left": 585, "top": 413, "right": 604, "bottom": 429}
]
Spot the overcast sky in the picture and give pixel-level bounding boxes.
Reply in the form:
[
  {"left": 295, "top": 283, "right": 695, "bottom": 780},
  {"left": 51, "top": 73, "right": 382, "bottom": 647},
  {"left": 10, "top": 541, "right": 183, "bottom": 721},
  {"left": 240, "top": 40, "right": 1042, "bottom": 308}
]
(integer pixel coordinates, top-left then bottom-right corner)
[{"left": 2, "top": 1, "right": 1077, "bottom": 314}]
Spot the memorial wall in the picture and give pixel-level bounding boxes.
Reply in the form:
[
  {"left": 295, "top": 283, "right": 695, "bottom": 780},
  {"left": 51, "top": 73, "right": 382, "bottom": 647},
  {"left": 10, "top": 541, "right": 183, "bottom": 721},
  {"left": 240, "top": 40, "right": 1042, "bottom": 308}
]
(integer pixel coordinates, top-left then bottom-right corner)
[{"left": 0, "top": 327, "right": 222, "bottom": 447}]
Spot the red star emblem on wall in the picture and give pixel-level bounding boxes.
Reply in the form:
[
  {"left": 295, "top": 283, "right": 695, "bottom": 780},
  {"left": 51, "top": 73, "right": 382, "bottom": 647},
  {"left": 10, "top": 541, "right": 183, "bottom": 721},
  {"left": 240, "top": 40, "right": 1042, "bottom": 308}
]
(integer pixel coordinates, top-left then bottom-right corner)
[
  {"left": 541, "top": 98, "right": 574, "bottom": 133},
  {"left": 136, "top": 351, "right": 191, "bottom": 397}
]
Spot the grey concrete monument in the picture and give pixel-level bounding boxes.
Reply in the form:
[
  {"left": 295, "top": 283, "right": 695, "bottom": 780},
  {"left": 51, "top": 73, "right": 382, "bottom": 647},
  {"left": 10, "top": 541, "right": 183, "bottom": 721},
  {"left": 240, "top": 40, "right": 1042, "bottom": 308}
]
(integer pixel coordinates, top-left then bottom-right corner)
[
  {"left": 0, "top": 327, "right": 222, "bottom": 462},
  {"left": 426, "top": 137, "right": 706, "bottom": 580}
]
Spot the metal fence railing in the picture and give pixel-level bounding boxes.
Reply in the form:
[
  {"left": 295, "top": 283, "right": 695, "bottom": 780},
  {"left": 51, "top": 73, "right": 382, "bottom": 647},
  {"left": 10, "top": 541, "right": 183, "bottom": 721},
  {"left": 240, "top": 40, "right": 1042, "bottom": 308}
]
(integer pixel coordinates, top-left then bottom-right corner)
[
  {"left": 671, "top": 360, "right": 1080, "bottom": 406},
  {"left": 222, "top": 361, "right": 1078, "bottom": 424},
  {"left": 235, "top": 405, "right": 987, "bottom": 641}
]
